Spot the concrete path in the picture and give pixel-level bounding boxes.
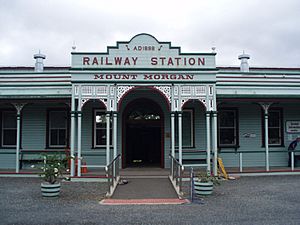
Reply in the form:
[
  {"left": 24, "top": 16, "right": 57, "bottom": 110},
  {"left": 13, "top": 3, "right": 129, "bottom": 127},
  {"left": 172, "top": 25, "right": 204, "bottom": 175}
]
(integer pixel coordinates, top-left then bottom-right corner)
[{"left": 112, "top": 178, "right": 178, "bottom": 199}]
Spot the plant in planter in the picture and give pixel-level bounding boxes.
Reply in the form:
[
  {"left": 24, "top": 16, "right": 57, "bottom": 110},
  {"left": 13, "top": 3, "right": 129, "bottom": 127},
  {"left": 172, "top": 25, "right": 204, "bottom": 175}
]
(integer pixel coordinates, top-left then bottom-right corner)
[
  {"left": 194, "top": 172, "right": 220, "bottom": 196},
  {"left": 39, "top": 154, "right": 67, "bottom": 197}
]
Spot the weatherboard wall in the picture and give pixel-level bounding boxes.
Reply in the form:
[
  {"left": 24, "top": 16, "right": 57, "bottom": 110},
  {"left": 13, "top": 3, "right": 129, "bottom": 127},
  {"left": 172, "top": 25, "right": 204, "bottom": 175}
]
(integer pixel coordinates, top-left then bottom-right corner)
[{"left": 219, "top": 102, "right": 300, "bottom": 168}]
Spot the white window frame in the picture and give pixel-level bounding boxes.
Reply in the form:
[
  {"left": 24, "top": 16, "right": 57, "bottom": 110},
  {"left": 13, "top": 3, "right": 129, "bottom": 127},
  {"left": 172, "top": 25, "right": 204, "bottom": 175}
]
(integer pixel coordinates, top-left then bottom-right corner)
[
  {"left": 48, "top": 110, "right": 68, "bottom": 148},
  {"left": 268, "top": 109, "right": 283, "bottom": 146},
  {"left": 218, "top": 109, "right": 238, "bottom": 147},
  {"left": 94, "top": 109, "right": 112, "bottom": 148},
  {"left": 1, "top": 111, "right": 17, "bottom": 147}
]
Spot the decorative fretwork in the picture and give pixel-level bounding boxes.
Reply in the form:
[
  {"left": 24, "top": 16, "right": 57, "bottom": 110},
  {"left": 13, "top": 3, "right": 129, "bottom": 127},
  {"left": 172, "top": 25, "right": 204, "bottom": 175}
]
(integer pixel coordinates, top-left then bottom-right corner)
[
  {"left": 181, "top": 85, "right": 206, "bottom": 96},
  {"left": 96, "top": 86, "right": 108, "bottom": 96},
  {"left": 12, "top": 103, "right": 26, "bottom": 113},
  {"left": 117, "top": 85, "right": 134, "bottom": 103},
  {"left": 181, "top": 98, "right": 189, "bottom": 108},
  {"left": 209, "top": 99, "right": 214, "bottom": 111},
  {"left": 74, "top": 85, "right": 79, "bottom": 95},
  {"left": 181, "top": 86, "right": 191, "bottom": 96},
  {"left": 174, "top": 86, "right": 179, "bottom": 96},
  {"left": 200, "top": 99, "right": 207, "bottom": 108},
  {"left": 208, "top": 85, "right": 214, "bottom": 96},
  {"left": 180, "top": 97, "right": 207, "bottom": 109},
  {"left": 82, "top": 85, "right": 93, "bottom": 96},
  {"left": 259, "top": 102, "right": 273, "bottom": 114},
  {"left": 153, "top": 85, "right": 171, "bottom": 103},
  {"left": 97, "top": 98, "right": 108, "bottom": 108},
  {"left": 195, "top": 86, "right": 206, "bottom": 96},
  {"left": 80, "top": 98, "right": 89, "bottom": 109},
  {"left": 110, "top": 86, "right": 115, "bottom": 96}
]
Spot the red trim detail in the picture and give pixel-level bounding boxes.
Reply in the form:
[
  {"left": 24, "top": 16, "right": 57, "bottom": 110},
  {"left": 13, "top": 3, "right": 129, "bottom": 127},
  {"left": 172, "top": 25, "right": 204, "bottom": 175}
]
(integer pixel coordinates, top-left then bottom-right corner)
[
  {"left": 101, "top": 198, "right": 189, "bottom": 205},
  {"left": 217, "top": 80, "right": 300, "bottom": 83},
  {"left": 218, "top": 98, "right": 300, "bottom": 103},
  {"left": 70, "top": 175, "right": 107, "bottom": 178},
  {"left": 0, "top": 80, "right": 71, "bottom": 83},
  {"left": 217, "top": 66, "right": 300, "bottom": 71}
]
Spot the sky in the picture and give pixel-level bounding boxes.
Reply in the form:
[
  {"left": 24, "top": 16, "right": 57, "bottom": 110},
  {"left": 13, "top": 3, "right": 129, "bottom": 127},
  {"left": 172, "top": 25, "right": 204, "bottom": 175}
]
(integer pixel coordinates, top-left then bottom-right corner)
[{"left": 0, "top": 0, "right": 300, "bottom": 68}]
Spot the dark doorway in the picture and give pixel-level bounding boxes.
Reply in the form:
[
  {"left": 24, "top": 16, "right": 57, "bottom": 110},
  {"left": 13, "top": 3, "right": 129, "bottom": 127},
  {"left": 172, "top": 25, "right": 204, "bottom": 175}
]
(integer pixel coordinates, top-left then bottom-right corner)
[{"left": 123, "top": 99, "right": 163, "bottom": 168}]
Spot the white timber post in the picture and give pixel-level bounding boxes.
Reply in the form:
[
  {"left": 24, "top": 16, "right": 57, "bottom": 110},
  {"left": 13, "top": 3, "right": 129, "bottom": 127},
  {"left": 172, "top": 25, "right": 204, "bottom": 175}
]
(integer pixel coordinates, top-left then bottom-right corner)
[
  {"left": 70, "top": 90, "right": 76, "bottom": 177},
  {"left": 178, "top": 112, "right": 183, "bottom": 165},
  {"left": 212, "top": 111, "right": 218, "bottom": 176},
  {"left": 291, "top": 152, "right": 295, "bottom": 171},
  {"left": 171, "top": 112, "right": 175, "bottom": 158},
  {"left": 264, "top": 111, "right": 270, "bottom": 171},
  {"left": 106, "top": 113, "right": 111, "bottom": 165},
  {"left": 77, "top": 110, "right": 82, "bottom": 177},
  {"left": 77, "top": 88, "right": 83, "bottom": 177},
  {"left": 13, "top": 103, "right": 25, "bottom": 173},
  {"left": 260, "top": 102, "right": 272, "bottom": 172},
  {"left": 206, "top": 111, "right": 211, "bottom": 174},
  {"left": 113, "top": 112, "right": 117, "bottom": 159}
]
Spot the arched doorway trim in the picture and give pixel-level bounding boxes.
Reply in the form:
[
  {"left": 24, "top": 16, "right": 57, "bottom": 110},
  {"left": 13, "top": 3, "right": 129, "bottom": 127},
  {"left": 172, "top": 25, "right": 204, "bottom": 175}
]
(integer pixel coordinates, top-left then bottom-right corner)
[{"left": 118, "top": 86, "right": 171, "bottom": 111}]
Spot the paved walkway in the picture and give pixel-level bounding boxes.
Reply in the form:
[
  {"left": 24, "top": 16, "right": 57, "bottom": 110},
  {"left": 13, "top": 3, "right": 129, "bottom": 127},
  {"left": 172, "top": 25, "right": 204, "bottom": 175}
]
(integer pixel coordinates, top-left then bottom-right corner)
[{"left": 112, "top": 178, "right": 178, "bottom": 199}]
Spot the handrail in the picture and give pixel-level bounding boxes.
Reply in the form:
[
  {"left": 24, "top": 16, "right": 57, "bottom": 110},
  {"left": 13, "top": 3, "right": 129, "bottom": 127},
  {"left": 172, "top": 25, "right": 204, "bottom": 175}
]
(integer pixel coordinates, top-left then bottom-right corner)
[
  {"left": 219, "top": 150, "right": 300, "bottom": 172},
  {"left": 170, "top": 153, "right": 182, "bottom": 167},
  {"left": 105, "top": 154, "right": 121, "bottom": 197},
  {"left": 220, "top": 150, "right": 300, "bottom": 153},
  {"left": 106, "top": 154, "right": 121, "bottom": 169},
  {"left": 169, "top": 154, "right": 184, "bottom": 196}
]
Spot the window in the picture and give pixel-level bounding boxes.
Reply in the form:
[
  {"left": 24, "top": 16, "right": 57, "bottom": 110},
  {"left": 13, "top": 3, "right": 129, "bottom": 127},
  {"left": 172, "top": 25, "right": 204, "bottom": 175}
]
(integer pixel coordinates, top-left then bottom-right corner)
[
  {"left": 1, "top": 111, "right": 17, "bottom": 147},
  {"left": 175, "top": 109, "right": 194, "bottom": 147},
  {"left": 262, "top": 109, "right": 283, "bottom": 146},
  {"left": 94, "top": 110, "right": 112, "bottom": 147},
  {"left": 218, "top": 109, "right": 239, "bottom": 147},
  {"left": 48, "top": 110, "right": 68, "bottom": 147}
]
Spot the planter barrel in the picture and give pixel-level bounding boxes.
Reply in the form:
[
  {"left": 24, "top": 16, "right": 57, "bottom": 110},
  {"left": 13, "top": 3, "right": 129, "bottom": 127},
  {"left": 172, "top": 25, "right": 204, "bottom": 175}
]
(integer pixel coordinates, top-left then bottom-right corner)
[
  {"left": 194, "top": 181, "right": 214, "bottom": 196},
  {"left": 41, "top": 182, "right": 61, "bottom": 197}
]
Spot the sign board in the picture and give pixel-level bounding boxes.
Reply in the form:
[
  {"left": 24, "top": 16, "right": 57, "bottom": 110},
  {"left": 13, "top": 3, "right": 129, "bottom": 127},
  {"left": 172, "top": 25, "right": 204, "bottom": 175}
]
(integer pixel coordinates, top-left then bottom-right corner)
[
  {"left": 286, "top": 121, "right": 300, "bottom": 133},
  {"left": 71, "top": 33, "right": 216, "bottom": 69},
  {"left": 243, "top": 133, "right": 256, "bottom": 138},
  {"left": 71, "top": 72, "right": 216, "bottom": 82}
]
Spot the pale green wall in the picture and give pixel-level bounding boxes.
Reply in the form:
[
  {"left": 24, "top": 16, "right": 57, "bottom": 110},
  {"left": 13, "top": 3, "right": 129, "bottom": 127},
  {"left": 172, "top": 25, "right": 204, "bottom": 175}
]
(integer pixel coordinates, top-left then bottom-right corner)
[
  {"left": 1, "top": 100, "right": 299, "bottom": 169},
  {"left": 219, "top": 102, "right": 300, "bottom": 168}
]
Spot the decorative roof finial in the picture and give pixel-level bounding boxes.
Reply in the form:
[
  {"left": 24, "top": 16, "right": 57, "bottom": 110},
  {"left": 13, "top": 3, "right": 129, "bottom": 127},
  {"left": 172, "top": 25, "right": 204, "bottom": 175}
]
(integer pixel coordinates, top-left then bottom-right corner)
[
  {"left": 211, "top": 46, "right": 216, "bottom": 53},
  {"left": 72, "top": 41, "right": 76, "bottom": 52},
  {"left": 33, "top": 51, "right": 46, "bottom": 72},
  {"left": 238, "top": 51, "right": 250, "bottom": 72}
]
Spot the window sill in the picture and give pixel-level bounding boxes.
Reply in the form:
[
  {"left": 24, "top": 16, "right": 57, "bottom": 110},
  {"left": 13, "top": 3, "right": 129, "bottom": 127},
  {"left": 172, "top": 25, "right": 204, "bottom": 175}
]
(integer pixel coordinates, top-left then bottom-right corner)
[
  {"left": 91, "top": 147, "right": 112, "bottom": 149},
  {"left": 219, "top": 145, "right": 240, "bottom": 149},
  {"left": 46, "top": 147, "right": 68, "bottom": 149},
  {"left": 0, "top": 146, "right": 17, "bottom": 149},
  {"left": 261, "top": 145, "right": 285, "bottom": 148}
]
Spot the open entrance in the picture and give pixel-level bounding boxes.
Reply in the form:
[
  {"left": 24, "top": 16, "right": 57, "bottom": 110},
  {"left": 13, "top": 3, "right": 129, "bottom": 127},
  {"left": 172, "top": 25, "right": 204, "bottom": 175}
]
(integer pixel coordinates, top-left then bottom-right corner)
[{"left": 123, "top": 98, "right": 164, "bottom": 168}]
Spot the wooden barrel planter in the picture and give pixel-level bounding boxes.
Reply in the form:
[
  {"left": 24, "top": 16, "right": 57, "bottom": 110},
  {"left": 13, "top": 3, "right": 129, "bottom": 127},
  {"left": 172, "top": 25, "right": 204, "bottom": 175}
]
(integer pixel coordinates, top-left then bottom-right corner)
[
  {"left": 41, "top": 182, "right": 61, "bottom": 197},
  {"left": 194, "top": 181, "right": 214, "bottom": 196}
]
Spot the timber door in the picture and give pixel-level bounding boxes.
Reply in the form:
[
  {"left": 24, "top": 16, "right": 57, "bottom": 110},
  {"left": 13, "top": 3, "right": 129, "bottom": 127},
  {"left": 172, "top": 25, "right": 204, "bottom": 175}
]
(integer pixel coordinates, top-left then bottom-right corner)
[{"left": 123, "top": 98, "right": 163, "bottom": 168}]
